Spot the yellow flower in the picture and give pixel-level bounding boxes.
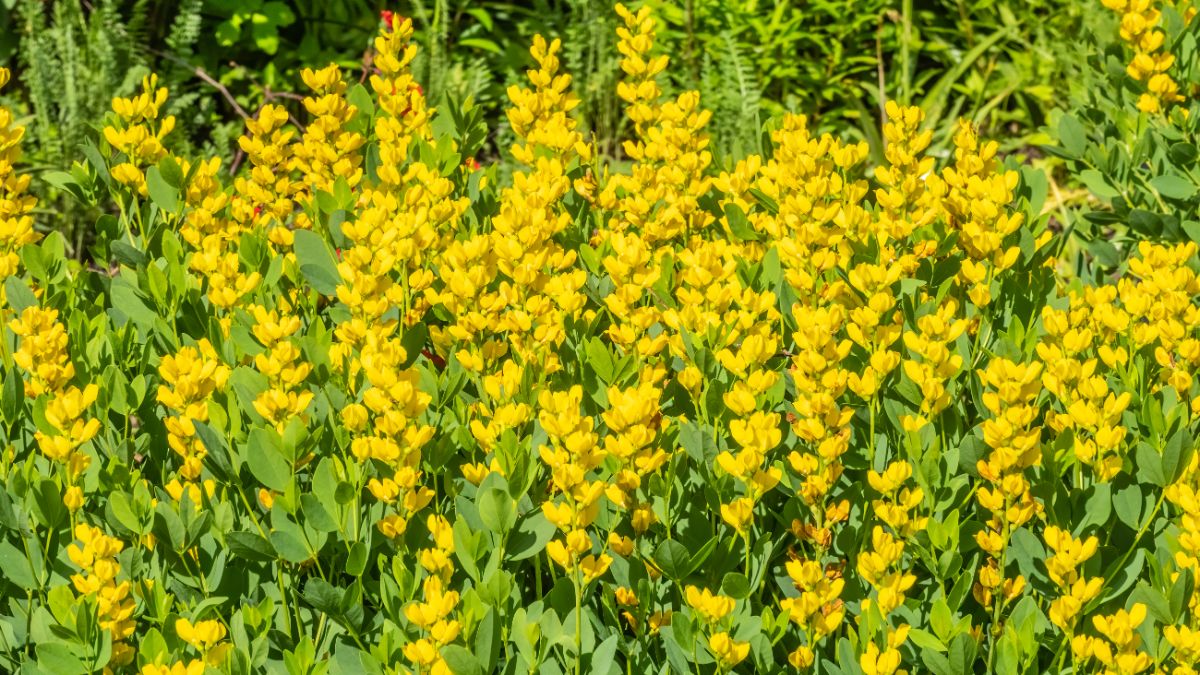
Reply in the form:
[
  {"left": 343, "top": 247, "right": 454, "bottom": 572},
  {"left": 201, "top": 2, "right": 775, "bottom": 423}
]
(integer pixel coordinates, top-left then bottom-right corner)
[
  {"left": 615, "top": 587, "right": 638, "bottom": 606},
  {"left": 404, "top": 577, "right": 460, "bottom": 630},
  {"left": 63, "top": 486, "right": 84, "bottom": 512},
  {"left": 139, "top": 661, "right": 206, "bottom": 675},
  {"left": 707, "top": 632, "right": 750, "bottom": 670},
  {"left": 685, "top": 585, "right": 736, "bottom": 623},
  {"left": 175, "top": 618, "right": 226, "bottom": 652},
  {"left": 720, "top": 497, "right": 755, "bottom": 533}
]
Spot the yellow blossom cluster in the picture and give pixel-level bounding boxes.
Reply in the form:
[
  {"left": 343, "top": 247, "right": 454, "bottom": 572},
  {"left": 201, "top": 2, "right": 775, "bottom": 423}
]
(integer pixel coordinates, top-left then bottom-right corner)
[
  {"left": 104, "top": 74, "right": 175, "bottom": 196},
  {"left": 0, "top": 68, "right": 40, "bottom": 288},
  {"left": 973, "top": 358, "right": 1042, "bottom": 610},
  {"left": 157, "top": 340, "right": 230, "bottom": 482},
  {"left": 1101, "top": 0, "right": 1192, "bottom": 113},
  {"left": 8, "top": 3, "right": 1200, "bottom": 673},
  {"left": 68, "top": 524, "right": 137, "bottom": 667}
]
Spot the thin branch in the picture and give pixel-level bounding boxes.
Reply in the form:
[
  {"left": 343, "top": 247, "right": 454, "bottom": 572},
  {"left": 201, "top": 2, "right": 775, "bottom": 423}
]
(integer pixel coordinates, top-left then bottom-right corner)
[
  {"left": 228, "top": 148, "right": 245, "bottom": 177},
  {"left": 263, "top": 86, "right": 305, "bottom": 102},
  {"left": 148, "top": 48, "right": 250, "bottom": 121},
  {"left": 263, "top": 87, "right": 306, "bottom": 132}
]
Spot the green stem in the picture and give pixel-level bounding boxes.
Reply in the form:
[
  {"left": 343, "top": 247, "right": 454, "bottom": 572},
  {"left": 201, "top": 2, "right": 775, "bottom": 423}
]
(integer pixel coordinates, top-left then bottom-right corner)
[
  {"left": 278, "top": 567, "right": 294, "bottom": 639},
  {"left": 1087, "top": 490, "right": 1166, "bottom": 613},
  {"left": 574, "top": 569, "right": 583, "bottom": 675},
  {"left": 900, "top": 0, "right": 913, "bottom": 104}
]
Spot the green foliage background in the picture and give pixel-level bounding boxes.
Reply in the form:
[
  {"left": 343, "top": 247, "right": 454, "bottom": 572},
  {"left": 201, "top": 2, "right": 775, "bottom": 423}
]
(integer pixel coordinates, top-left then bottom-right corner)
[{"left": 0, "top": 0, "right": 1100, "bottom": 256}]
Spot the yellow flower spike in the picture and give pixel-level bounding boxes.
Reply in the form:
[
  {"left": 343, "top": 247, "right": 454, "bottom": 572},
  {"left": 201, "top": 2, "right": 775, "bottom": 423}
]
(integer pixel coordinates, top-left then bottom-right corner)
[
  {"left": 405, "top": 577, "right": 460, "bottom": 630},
  {"left": 139, "top": 661, "right": 207, "bottom": 675},
  {"left": 546, "top": 539, "right": 573, "bottom": 571},
  {"left": 461, "top": 462, "right": 491, "bottom": 486},
  {"left": 1165, "top": 625, "right": 1200, "bottom": 663},
  {"left": 579, "top": 554, "right": 613, "bottom": 583},
  {"left": 614, "top": 587, "right": 639, "bottom": 607},
  {"left": 376, "top": 514, "right": 408, "bottom": 539},
  {"left": 63, "top": 486, "right": 84, "bottom": 512},
  {"left": 729, "top": 411, "right": 782, "bottom": 455},
  {"left": 860, "top": 641, "right": 904, "bottom": 675},
  {"left": 789, "top": 645, "right": 816, "bottom": 669},
  {"left": 427, "top": 514, "right": 455, "bottom": 551},
  {"left": 175, "top": 618, "right": 226, "bottom": 651},
  {"left": 685, "top": 585, "right": 736, "bottom": 623},
  {"left": 708, "top": 632, "right": 750, "bottom": 670},
  {"left": 720, "top": 497, "right": 755, "bottom": 533}
]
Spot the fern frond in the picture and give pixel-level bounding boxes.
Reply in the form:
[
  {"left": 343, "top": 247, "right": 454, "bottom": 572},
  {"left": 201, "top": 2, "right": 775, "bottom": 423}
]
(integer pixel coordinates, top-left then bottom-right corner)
[{"left": 166, "top": 0, "right": 204, "bottom": 57}]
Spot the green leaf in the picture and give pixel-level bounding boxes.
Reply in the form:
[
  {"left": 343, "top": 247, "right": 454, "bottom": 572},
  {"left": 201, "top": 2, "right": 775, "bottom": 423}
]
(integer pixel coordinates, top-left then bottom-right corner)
[
  {"left": 921, "top": 649, "right": 953, "bottom": 675},
  {"left": 1135, "top": 441, "right": 1167, "bottom": 487},
  {"left": 458, "top": 37, "right": 502, "bottom": 54},
  {"left": 138, "top": 628, "right": 168, "bottom": 666},
  {"left": 107, "top": 492, "right": 143, "bottom": 535},
  {"left": 909, "top": 627, "right": 947, "bottom": 653},
  {"left": 346, "top": 83, "right": 375, "bottom": 121},
  {"left": 400, "top": 322, "right": 429, "bottom": 369},
  {"left": 586, "top": 337, "right": 615, "bottom": 383},
  {"left": 301, "top": 493, "right": 338, "bottom": 533},
  {"left": 720, "top": 572, "right": 751, "bottom": 599},
  {"left": 579, "top": 243, "right": 601, "bottom": 275},
  {"left": 1170, "top": 141, "right": 1199, "bottom": 165},
  {"left": 678, "top": 421, "right": 715, "bottom": 463},
  {"left": 293, "top": 229, "right": 341, "bottom": 295},
  {"left": 1058, "top": 114, "right": 1086, "bottom": 157},
  {"left": 1, "top": 366, "right": 21, "bottom": 427},
  {"left": 653, "top": 540, "right": 691, "bottom": 580},
  {"left": 303, "top": 578, "right": 344, "bottom": 616},
  {"left": 109, "top": 277, "right": 158, "bottom": 330},
  {"left": 270, "top": 528, "right": 312, "bottom": 564},
  {"left": 0, "top": 539, "right": 37, "bottom": 589},
  {"left": 1129, "top": 582, "right": 1172, "bottom": 624},
  {"left": 1151, "top": 174, "right": 1196, "bottom": 201},
  {"left": 36, "top": 642, "right": 87, "bottom": 675},
  {"left": 215, "top": 20, "right": 240, "bottom": 46},
  {"left": 3, "top": 276, "right": 35, "bottom": 314},
  {"left": 1163, "top": 427, "right": 1194, "bottom": 484},
  {"left": 476, "top": 487, "right": 516, "bottom": 534},
  {"left": 508, "top": 512, "right": 555, "bottom": 561},
  {"left": 949, "top": 634, "right": 978, "bottom": 674},
  {"left": 145, "top": 165, "right": 179, "bottom": 212},
  {"left": 226, "top": 530, "right": 276, "bottom": 562},
  {"left": 247, "top": 428, "right": 291, "bottom": 492},
  {"left": 110, "top": 240, "right": 146, "bottom": 267},
  {"left": 440, "top": 645, "right": 483, "bottom": 675},
  {"left": 346, "top": 541, "right": 368, "bottom": 576},
  {"left": 1079, "top": 169, "right": 1120, "bottom": 200},
  {"left": 724, "top": 203, "right": 759, "bottom": 241},
  {"left": 1077, "top": 483, "right": 1112, "bottom": 533},
  {"left": 589, "top": 634, "right": 619, "bottom": 674},
  {"left": 1171, "top": 569, "right": 1195, "bottom": 620},
  {"left": 1113, "top": 483, "right": 1145, "bottom": 529}
]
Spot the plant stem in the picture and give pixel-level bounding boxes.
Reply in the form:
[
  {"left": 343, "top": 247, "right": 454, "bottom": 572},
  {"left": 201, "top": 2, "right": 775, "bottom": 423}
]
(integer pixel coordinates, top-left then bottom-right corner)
[
  {"left": 574, "top": 569, "right": 583, "bottom": 675},
  {"left": 900, "top": 0, "right": 913, "bottom": 104}
]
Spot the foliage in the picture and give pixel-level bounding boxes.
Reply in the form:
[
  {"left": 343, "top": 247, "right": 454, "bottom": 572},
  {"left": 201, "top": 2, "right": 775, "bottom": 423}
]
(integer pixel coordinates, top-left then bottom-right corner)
[
  {"left": 0, "top": 2, "right": 1198, "bottom": 675},
  {"left": 0, "top": 0, "right": 1093, "bottom": 253},
  {"left": 1051, "top": 0, "right": 1200, "bottom": 273}
]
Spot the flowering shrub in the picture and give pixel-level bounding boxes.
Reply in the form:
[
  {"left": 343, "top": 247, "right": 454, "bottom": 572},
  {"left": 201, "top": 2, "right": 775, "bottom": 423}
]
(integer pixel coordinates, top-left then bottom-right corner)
[
  {"left": 1055, "top": 1, "right": 1200, "bottom": 261},
  {"left": 0, "top": 5, "right": 1198, "bottom": 675}
]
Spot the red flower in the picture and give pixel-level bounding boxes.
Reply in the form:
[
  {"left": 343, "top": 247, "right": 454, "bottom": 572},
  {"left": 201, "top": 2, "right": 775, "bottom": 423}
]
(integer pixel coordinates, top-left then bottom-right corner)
[
  {"left": 421, "top": 348, "right": 447, "bottom": 371},
  {"left": 380, "top": 10, "right": 406, "bottom": 32}
]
